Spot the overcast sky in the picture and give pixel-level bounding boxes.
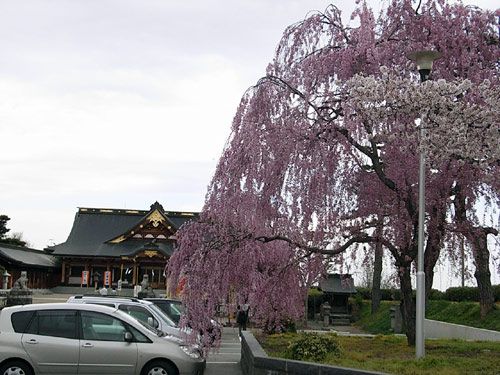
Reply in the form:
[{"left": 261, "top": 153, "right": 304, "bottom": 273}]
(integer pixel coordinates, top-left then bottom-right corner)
[{"left": 0, "top": 0, "right": 497, "bottom": 261}]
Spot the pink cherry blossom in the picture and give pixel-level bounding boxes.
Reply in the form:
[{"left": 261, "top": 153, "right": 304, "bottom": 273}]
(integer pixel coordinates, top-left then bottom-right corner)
[{"left": 168, "top": 0, "right": 499, "bottom": 348}]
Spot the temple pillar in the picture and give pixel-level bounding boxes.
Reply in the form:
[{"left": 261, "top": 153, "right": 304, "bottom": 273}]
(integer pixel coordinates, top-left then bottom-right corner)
[
  {"left": 132, "top": 264, "right": 137, "bottom": 285},
  {"left": 61, "top": 261, "right": 66, "bottom": 283}
]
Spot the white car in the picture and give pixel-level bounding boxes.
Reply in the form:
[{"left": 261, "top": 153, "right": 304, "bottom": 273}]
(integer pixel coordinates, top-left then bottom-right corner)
[
  {"left": 66, "top": 295, "right": 186, "bottom": 340},
  {"left": 0, "top": 303, "right": 205, "bottom": 375}
]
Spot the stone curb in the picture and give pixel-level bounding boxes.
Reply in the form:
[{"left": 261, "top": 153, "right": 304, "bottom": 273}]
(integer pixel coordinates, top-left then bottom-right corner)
[{"left": 240, "top": 331, "right": 386, "bottom": 375}]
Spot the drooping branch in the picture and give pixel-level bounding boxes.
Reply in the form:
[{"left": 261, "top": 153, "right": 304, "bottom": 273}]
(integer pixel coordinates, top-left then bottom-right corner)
[{"left": 257, "top": 75, "right": 343, "bottom": 124}]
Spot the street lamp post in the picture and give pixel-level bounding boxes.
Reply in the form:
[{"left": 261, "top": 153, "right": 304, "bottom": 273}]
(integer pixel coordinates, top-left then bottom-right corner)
[{"left": 407, "top": 50, "right": 441, "bottom": 359}]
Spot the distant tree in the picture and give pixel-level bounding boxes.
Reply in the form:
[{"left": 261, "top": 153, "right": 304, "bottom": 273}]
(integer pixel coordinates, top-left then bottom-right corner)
[
  {"left": 7, "top": 232, "right": 29, "bottom": 247},
  {"left": 168, "top": 0, "right": 499, "bottom": 347},
  {"left": 0, "top": 215, "right": 10, "bottom": 239},
  {"left": 0, "top": 215, "right": 27, "bottom": 247}
]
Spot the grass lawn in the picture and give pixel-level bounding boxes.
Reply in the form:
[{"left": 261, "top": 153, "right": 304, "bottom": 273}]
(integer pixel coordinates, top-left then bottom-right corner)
[
  {"left": 257, "top": 332, "right": 500, "bottom": 374},
  {"left": 355, "top": 300, "right": 500, "bottom": 334}
]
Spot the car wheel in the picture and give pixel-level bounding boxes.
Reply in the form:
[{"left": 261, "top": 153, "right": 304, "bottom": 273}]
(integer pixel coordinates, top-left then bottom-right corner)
[
  {"left": 0, "top": 361, "right": 33, "bottom": 375},
  {"left": 142, "top": 360, "right": 177, "bottom": 375}
]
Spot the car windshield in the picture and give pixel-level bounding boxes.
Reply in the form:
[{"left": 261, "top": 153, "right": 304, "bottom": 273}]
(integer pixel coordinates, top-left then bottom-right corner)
[
  {"left": 153, "top": 300, "right": 184, "bottom": 325},
  {"left": 168, "top": 302, "right": 184, "bottom": 325},
  {"left": 149, "top": 304, "right": 177, "bottom": 327},
  {"left": 137, "top": 319, "right": 165, "bottom": 337}
]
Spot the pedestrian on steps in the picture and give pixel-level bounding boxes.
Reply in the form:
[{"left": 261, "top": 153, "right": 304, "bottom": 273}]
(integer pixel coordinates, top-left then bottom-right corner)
[{"left": 236, "top": 305, "right": 247, "bottom": 338}]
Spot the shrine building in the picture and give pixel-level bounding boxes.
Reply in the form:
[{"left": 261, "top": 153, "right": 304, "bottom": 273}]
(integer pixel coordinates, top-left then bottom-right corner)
[
  {"left": 0, "top": 243, "right": 59, "bottom": 289},
  {"left": 46, "top": 202, "right": 198, "bottom": 290}
]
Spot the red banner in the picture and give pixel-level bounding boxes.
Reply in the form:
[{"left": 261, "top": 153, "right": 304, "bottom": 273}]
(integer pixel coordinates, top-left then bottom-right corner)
[{"left": 81, "top": 271, "right": 89, "bottom": 286}]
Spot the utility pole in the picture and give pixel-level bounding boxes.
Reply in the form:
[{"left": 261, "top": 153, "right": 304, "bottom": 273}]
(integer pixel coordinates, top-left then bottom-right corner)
[{"left": 461, "top": 236, "right": 465, "bottom": 287}]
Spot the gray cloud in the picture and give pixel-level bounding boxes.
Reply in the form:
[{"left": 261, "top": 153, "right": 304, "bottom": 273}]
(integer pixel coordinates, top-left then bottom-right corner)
[{"left": 0, "top": 0, "right": 497, "bottom": 250}]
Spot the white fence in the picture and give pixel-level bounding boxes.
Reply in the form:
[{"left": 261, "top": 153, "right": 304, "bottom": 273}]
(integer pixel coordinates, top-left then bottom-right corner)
[{"left": 425, "top": 319, "right": 500, "bottom": 341}]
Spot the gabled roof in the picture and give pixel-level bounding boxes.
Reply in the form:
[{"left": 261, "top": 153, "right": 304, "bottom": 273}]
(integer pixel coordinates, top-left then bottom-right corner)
[
  {"left": 319, "top": 273, "right": 357, "bottom": 295},
  {"left": 107, "top": 202, "right": 178, "bottom": 244},
  {"left": 0, "top": 243, "right": 59, "bottom": 268},
  {"left": 48, "top": 202, "right": 198, "bottom": 258}
]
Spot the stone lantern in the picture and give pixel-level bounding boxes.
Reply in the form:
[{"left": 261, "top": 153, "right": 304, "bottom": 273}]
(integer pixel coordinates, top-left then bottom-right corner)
[
  {"left": 2, "top": 270, "right": 11, "bottom": 290},
  {"left": 321, "top": 301, "right": 331, "bottom": 327}
]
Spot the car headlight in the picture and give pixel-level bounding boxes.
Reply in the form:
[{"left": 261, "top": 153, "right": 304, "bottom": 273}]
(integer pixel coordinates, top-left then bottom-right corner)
[{"left": 180, "top": 345, "right": 202, "bottom": 359}]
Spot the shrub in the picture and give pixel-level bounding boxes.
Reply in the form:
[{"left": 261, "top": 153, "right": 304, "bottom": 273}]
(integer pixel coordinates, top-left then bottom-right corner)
[
  {"left": 428, "top": 289, "right": 446, "bottom": 300},
  {"left": 382, "top": 288, "right": 401, "bottom": 300},
  {"left": 356, "top": 287, "right": 371, "bottom": 299},
  {"left": 445, "top": 287, "right": 480, "bottom": 302},
  {"left": 286, "top": 333, "right": 341, "bottom": 362},
  {"left": 264, "top": 318, "right": 297, "bottom": 334},
  {"left": 355, "top": 287, "right": 401, "bottom": 301},
  {"left": 444, "top": 285, "right": 500, "bottom": 302},
  {"left": 283, "top": 319, "right": 297, "bottom": 333}
]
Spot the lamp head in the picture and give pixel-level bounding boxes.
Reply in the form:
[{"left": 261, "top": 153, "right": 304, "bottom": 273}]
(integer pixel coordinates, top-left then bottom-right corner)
[{"left": 407, "top": 50, "right": 442, "bottom": 82}]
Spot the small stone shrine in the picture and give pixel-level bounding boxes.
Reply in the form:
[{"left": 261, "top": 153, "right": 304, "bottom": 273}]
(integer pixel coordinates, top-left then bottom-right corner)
[
  {"left": 7, "top": 271, "right": 33, "bottom": 306},
  {"left": 318, "top": 273, "right": 357, "bottom": 325}
]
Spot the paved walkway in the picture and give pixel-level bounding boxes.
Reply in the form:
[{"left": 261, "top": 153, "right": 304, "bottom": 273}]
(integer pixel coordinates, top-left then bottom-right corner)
[{"left": 205, "top": 327, "right": 242, "bottom": 375}]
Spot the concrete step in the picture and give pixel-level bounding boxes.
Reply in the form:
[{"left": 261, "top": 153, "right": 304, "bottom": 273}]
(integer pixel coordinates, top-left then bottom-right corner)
[
  {"left": 330, "top": 313, "right": 351, "bottom": 326},
  {"left": 330, "top": 313, "right": 351, "bottom": 319},
  {"left": 331, "top": 318, "right": 351, "bottom": 325}
]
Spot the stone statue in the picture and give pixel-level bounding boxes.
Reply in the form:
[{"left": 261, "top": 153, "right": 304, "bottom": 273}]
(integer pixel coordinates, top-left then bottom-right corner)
[
  {"left": 140, "top": 274, "right": 149, "bottom": 290},
  {"left": 11, "top": 271, "right": 28, "bottom": 291},
  {"left": 138, "top": 274, "right": 155, "bottom": 298},
  {"left": 7, "top": 271, "right": 32, "bottom": 307}
]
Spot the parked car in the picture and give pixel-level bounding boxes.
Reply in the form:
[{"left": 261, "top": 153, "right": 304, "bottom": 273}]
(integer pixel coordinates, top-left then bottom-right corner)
[
  {"left": 144, "top": 298, "right": 184, "bottom": 325},
  {"left": 146, "top": 298, "right": 222, "bottom": 344},
  {"left": 0, "top": 302, "right": 205, "bottom": 375},
  {"left": 66, "top": 295, "right": 186, "bottom": 339}
]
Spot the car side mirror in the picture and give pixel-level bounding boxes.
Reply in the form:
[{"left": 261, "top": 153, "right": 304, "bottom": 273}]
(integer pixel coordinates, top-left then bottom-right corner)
[{"left": 124, "top": 332, "right": 133, "bottom": 342}]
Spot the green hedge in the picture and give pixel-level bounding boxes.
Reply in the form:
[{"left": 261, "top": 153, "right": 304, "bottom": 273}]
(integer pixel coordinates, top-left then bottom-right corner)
[
  {"left": 310, "top": 285, "right": 500, "bottom": 305},
  {"left": 356, "top": 286, "right": 500, "bottom": 302},
  {"left": 356, "top": 287, "right": 401, "bottom": 300},
  {"left": 445, "top": 285, "right": 500, "bottom": 302},
  {"left": 445, "top": 286, "right": 479, "bottom": 301}
]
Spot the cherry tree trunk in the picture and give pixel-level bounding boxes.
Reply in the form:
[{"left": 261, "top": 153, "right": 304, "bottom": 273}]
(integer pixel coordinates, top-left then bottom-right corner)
[
  {"left": 398, "top": 264, "right": 416, "bottom": 346},
  {"left": 371, "top": 230, "right": 384, "bottom": 314},
  {"left": 304, "top": 293, "right": 309, "bottom": 327},
  {"left": 454, "top": 188, "right": 496, "bottom": 318},
  {"left": 424, "top": 202, "right": 447, "bottom": 305},
  {"left": 467, "top": 228, "right": 495, "bottom": 318}
]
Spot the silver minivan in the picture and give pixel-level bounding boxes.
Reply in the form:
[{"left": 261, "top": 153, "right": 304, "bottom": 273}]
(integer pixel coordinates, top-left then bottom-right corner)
[{"left": 0, "top": 303, "right": 205, "bottom": 375}]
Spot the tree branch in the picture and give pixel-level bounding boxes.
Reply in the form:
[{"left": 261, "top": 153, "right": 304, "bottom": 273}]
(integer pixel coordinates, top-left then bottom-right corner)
[{"left": 253, "top": 233, "right": 398, "bottom": 256}]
